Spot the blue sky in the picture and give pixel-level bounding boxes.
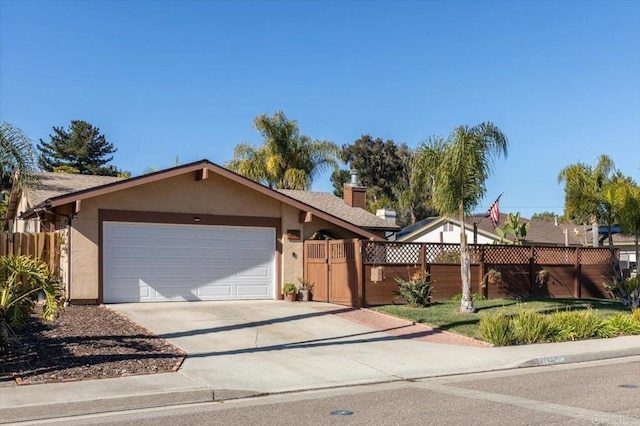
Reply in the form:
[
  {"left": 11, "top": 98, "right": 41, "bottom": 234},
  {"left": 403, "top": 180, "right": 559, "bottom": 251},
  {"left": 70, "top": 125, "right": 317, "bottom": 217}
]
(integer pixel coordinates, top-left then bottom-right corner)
[{"left": 1, "top": 0, "right": 638, "bottom": 219}]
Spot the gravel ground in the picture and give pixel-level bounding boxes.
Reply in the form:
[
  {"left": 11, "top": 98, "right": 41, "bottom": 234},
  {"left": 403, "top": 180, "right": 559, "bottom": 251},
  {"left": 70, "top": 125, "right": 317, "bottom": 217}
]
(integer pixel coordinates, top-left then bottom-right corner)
[{"left": 0, "top": 305, "right": 185, "bottom": 384}]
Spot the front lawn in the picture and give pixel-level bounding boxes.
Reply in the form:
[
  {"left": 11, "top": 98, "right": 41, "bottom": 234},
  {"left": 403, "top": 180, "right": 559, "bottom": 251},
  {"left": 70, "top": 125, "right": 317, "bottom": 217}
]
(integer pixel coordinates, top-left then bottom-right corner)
[{"left": 373, "top": 298, "right": 630, "bottom": 341}]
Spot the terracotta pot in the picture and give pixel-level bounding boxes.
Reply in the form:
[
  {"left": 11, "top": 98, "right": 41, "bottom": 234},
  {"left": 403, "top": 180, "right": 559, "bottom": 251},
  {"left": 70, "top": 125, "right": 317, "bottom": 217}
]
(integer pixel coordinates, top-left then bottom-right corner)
[{"left": 283, "top": 293, "right": 296, "bottom": 302}]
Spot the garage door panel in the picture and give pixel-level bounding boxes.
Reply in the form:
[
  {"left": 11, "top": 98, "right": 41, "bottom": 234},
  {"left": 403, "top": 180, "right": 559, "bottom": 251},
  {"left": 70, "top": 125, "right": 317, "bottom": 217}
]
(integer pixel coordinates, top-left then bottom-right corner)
[
  {"left": 236, "top": 285, "right": 270, "bottom": 296},
  {"left": 103, "top": 222, "right": 275, "bottom": 303}
]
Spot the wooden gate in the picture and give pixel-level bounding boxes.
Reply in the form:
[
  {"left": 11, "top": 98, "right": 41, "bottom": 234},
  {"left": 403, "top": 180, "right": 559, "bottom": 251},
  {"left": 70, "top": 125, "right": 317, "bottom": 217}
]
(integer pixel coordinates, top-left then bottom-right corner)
[{"left": 304, "top": 239, "right": 362, "bottom": 306}]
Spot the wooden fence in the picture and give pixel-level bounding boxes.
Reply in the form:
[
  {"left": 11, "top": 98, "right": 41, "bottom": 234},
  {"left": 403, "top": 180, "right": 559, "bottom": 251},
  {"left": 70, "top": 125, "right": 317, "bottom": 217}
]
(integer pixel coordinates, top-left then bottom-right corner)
[
  {"left": 0, "top": 232, "right": 62, "bottom": 275},
  {"left": 361, "top": 241, "right": 615, "bottom": 306}
]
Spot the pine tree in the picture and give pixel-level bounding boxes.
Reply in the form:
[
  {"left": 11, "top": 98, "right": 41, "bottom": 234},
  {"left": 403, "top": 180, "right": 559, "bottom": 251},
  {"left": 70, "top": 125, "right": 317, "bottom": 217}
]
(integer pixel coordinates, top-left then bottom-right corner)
[{"left": 38, "top": 120, "right": 120, "bottom": 176}]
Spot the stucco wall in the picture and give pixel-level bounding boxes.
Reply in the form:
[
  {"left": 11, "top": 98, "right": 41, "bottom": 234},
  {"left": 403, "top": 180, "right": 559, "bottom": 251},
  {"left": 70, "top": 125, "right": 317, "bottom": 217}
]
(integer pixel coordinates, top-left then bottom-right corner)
[
  {"left": 67, "top": 172, "right": 285, "bottom": 301},
  {"left": 281, "top": 204, "right": 304, "bottom": 289}
]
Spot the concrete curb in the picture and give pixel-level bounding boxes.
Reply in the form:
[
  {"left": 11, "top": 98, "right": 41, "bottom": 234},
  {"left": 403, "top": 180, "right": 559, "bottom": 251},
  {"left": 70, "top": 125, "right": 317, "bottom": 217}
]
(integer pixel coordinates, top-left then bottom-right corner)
[
  {"left": 0, "top": 388, "right": 214, "bottom": 424},
  {"left": 3, "top": 347, "right": 639, "bottom": 424},
  {"left": 517, "top": 347, "right": 640, "bottom": 368}
]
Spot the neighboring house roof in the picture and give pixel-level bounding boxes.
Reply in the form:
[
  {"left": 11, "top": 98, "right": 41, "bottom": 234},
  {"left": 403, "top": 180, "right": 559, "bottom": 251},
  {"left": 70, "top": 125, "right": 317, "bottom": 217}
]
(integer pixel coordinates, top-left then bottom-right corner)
[
  {"left": 277, "top": 190, "right": 399, "bottom": 231},
  {"left": 27, "top": 172, "right": 124, "bottom": 207},
  {"left": 5, "top": 172, "right": 123, "bottom": 222},
  {"left": 398, "top": 213, "right": 585, "bottom": 246},
  {"left": 15, "top": 160, "right": 395, "bottom": 239}
]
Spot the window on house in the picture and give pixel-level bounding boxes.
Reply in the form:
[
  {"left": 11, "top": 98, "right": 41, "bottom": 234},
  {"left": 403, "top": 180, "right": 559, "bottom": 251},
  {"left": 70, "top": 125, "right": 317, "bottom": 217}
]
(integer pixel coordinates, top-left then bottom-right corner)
[{"left": 443, "top": 223, "right": 454, "bottom": 232}]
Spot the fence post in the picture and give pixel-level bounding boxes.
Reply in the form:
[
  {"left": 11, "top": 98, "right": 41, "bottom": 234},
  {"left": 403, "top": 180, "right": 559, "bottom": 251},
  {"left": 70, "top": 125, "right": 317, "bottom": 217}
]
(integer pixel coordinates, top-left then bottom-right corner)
[
  {"left": 574, "top": 247, "right": 581, "bottom": 298},
  {"left": 480, "top": 245, "right": 488, "bottom": 298},
  {"left": 355, "top": 239, "right": 364, "bottom": 308},
  {"left": 529, "top": 246, "right": 535, "bottom": 297}
]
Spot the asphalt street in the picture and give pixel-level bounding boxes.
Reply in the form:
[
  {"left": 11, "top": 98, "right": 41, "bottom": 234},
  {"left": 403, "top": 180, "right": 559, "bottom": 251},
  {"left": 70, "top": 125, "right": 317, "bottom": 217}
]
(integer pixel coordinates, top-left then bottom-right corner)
[{"left": 20, "top": 356, "right": 640, "bottom": 426}]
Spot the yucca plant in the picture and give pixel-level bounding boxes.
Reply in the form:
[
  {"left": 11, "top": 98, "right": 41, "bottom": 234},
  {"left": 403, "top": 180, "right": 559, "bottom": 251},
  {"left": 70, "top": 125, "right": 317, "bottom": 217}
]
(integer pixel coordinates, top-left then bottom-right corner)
[
  {"left": 604, "top": 276, "right": 640, "bottom": 309},
  {"left": 0, "top": 255, "right": 63, "bottom": 351}
]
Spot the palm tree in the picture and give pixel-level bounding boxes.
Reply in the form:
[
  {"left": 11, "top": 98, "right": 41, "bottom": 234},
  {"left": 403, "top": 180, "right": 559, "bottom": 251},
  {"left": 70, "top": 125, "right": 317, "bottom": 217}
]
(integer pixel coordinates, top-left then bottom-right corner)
[
  {"left": 226, "top": 111, "right": 340, "bottom": 190},
  {"left": 608, "top": 177, "right": 640, "bottom": 278},
  {"left": 558, "top": 155, "right": 621, "bottom": 279},
  {"left": 0, "top": 255, "right": 63, "bottom": 351},
  {"left": 0, "top": 122, "right": 38, "bottom": 193},
  {"left": 414, "top": 123, "right": 508, "bottom": 313}
]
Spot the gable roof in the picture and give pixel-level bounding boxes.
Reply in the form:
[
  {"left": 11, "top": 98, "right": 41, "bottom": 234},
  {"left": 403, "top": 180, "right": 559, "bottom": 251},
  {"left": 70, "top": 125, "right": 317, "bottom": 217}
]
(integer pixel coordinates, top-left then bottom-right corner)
[
  {"left": 5, "top": 172, "right": 124, "bottom": 222},
  {"left": 277, "top": 190, "right": 399, "bottom": 231},
  {"left": 398, "top": 213, "right": 585, "bottom": 246},
  {"left": 16, "top": 160, "right": 394, "bottom": 240}
]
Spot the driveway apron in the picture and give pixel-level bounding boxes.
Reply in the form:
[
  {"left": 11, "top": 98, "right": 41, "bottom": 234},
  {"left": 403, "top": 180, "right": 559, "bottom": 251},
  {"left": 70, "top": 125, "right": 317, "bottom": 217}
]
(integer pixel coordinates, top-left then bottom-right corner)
[{"left": 110, "top": 301, "right": 499, "bottom": 393}]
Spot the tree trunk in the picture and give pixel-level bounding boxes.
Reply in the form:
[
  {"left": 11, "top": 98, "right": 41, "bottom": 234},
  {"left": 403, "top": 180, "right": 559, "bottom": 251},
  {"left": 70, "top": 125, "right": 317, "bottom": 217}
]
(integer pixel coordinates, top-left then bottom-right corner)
[
  {"left": 607, "top": 224, "right": 622, "bottom": 282},
  {"left": 459, "top": 204, "right": 474, "bottom": 313}
]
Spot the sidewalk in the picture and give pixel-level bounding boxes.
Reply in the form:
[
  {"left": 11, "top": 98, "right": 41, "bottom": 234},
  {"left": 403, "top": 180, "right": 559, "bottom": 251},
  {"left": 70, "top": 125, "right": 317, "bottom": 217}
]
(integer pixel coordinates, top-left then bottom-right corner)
[{"left": 2, "top": 306, "right": 640, "bottom": 424}]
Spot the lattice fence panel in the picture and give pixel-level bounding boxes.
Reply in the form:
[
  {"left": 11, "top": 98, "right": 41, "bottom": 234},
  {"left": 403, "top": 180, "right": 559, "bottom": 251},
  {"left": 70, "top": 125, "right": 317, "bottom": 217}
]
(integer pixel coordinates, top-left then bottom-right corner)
[
  {"left": 363, "top": 242, "right": 421, "bottom": 264},
  {"left": 580, "top": 248, "right": 615, "bottom": 265},
  {"left": 484, "top": 246, "right": 531, "bottom": 264},
  {"left": 534, "top": 247, "right": 574, "bottom": 265},
  {"left": 425, "top": 244, "right": 460, "bottom": 264}
]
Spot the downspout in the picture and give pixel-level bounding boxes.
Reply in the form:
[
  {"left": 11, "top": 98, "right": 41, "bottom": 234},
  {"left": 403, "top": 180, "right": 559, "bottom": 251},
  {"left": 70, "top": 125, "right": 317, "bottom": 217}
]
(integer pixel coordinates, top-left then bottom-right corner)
[{"left": 65, "top": 215, "right": 72, "bottom": 306}]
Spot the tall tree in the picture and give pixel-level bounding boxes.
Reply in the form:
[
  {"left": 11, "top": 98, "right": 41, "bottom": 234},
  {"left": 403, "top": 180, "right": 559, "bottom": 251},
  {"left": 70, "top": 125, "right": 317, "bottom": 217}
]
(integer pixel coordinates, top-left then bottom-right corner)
[
  {"left": 331, "top": 136, "right": 434, "bottom": 226},
  {"left": 617, "top": 181, "right": 640, "bottom": 274},
  {"left": 558, "top": 155, "right": 622, "bottom": 279},
  {"left": 414, "top": 123, "right": 508, "bottom": 313},
  {"left": 38, "top": 120, "right": 121, "bottom": 176},
  {"left": 531, "top": 211, "right": 566, "bottom": 223},
  {"left": 226, "top": 111, "right": 339, "bottom": 190},
  {"left": 0, "top": 122, "right": 38, "bottom": 192},
  {"left": 333, "top": 135, "right": 410, "bottom": 202}
]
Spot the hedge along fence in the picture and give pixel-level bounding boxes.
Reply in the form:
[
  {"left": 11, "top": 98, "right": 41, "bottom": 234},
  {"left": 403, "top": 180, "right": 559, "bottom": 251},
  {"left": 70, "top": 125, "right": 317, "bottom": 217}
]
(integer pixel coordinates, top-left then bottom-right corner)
[
  {"left": 362, "top": 241, "right": 615, "bottom": 306},
  {"left": 0, "top": 231, "right": 62, "bottom": 276}
]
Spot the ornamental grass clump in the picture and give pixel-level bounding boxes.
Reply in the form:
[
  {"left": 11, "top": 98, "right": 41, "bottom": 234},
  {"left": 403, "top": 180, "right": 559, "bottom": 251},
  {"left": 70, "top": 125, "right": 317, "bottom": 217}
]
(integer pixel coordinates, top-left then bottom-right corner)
[
  {"left": 394, "top": 270, "right": 432, "bottom": 308},
  {"left": 564, "top": 308, "right": 604, "bottom": 340},
  {"left": 600, "top": 313, "right": 640, "bottom": 338},
  {"left": 548, "top": 310, "right": 581, "bottom": 342},
  {"left": 604, "top": 276, "right": 640, "bottom": 309},
  {"left": 512, "top": 310, "right": 552, "bottom": 344},
  {"left": 479, "top": 313, "right": 514, "bottom": 346}
]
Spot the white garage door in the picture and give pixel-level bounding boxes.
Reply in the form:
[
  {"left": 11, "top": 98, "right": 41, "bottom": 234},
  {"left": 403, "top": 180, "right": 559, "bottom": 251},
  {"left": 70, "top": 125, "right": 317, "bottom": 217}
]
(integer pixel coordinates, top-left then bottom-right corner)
[{"left": 103, "top": 222, "right": 275, "bottom": 303}]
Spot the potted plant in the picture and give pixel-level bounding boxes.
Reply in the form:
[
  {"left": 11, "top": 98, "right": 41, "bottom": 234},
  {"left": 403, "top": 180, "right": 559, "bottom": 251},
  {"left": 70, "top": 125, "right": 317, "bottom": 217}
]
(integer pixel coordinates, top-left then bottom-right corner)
[
  {"left": 297, "top": 277, "right": 313, "bottom": 302},
  {"left": 282, "top": 283, "right": 298, "bottom": 302},
  {"left": 536, "top": 269, "right": 550, "bottom": 286},
  {"left": 483, "top": 268, "right": 502, "bottom": 287}
]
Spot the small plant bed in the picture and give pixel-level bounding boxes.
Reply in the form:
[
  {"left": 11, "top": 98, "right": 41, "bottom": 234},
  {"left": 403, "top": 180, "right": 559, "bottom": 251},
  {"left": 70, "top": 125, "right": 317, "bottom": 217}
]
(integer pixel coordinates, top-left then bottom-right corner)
[
  {"left": 0, "top": 305, "right": 185, "bottom": 384},
  {"left": 373, "top": 298, "right": 634, "bottom": 345}
]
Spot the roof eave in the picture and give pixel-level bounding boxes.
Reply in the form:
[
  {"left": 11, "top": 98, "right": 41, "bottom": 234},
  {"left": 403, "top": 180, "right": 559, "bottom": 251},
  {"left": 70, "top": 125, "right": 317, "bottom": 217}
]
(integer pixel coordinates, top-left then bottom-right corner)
[{"left": 28, "top": 160, "right": 386, "bottom": 241}]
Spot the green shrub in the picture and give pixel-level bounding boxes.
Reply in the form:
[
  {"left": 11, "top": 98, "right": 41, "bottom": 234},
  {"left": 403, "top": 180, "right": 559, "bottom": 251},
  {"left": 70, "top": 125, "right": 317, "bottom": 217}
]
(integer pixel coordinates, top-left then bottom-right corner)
[
  {"left": 548, "top": 311, "right": 580, "bottom": 342},
  {"left": 632, "top": 308, "right": 640, "bottom": 323},
  {"left": 600, "top": 313, "right": 640, "bottom": 338},
  {"left": 568, "top": 308, "right": 603, "bottom": 340},
  {"left": 479, "top": 313, "right": 514, "bottom": 346},
  {"left": 604, "top": 276, "right": 640, "bottom": 309},
  {"left": 394, "top": 271, "right": 432, "bottom": 308},
  {"left": 512, "top": 310, "right": 552, "bottom": 344},
  {"left": 432, "top": 250, "right": 460, "bottom": 264}
]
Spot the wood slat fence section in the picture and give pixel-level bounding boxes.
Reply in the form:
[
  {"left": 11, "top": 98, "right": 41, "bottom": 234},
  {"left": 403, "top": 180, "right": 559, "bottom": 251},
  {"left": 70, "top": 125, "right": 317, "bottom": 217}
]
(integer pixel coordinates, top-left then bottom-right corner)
[
  {"left": 305, "top": 240, "right": 618, "bottom": 307},
  {"left": 361, "top": 241, "right": 615, "bottom": 306},
  {"left": 0, "top": 232, "right": 62, "bottom": 275}
]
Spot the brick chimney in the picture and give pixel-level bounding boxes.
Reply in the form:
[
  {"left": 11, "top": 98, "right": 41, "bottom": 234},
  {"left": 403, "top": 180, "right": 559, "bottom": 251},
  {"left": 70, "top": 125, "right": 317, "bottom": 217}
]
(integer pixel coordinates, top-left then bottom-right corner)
[{"left": 343, "top": 170, "right": 366, "bottom": 209}]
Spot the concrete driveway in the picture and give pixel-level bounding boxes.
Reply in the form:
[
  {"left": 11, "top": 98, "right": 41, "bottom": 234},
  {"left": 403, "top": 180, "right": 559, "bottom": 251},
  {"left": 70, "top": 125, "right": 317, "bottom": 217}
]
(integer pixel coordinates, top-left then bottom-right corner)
[{"left": 110, "top": 300, "right": 505, "bottom": 394}]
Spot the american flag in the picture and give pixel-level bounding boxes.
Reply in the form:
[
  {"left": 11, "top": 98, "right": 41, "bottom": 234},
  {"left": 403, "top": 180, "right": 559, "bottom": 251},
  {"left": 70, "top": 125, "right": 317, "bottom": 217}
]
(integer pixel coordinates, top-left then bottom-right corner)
[{"left": 488, "top": 194, "right": 502, "bottom": 229}]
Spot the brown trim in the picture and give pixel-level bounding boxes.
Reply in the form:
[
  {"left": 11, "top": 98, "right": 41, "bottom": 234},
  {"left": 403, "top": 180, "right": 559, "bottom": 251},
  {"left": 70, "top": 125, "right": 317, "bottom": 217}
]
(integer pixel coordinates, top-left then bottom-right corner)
[
  {"left": 97, "top": 209, "right": 282, "bottom": 304},
  {"left": 36, "top": 159, "right": 385, "bottom": 240},
  {"left": 68, "top": 299, "right": 99, "bottom": 305}
]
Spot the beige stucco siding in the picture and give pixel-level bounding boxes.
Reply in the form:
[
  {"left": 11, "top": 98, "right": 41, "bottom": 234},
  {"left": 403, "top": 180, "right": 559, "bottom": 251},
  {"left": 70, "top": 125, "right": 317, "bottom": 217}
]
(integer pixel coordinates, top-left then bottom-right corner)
[
  {"left": 68, "top": 173, "right": 286, "bottom": 301},
  {"left": 281, "top": 203, "right": 304, "bottom": 287}
]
